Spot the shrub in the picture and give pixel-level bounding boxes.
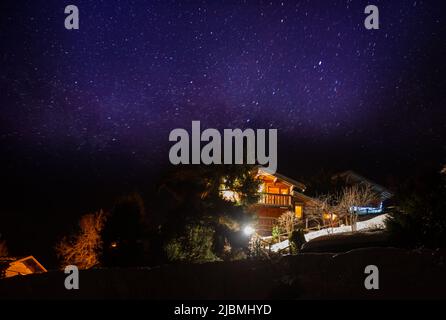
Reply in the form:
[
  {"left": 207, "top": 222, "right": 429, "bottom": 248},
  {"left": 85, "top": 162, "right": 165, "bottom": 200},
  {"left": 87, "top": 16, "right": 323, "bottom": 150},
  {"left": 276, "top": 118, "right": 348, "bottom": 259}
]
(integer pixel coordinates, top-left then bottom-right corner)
[
  {"left": 385, "top": 167, "right": 446, "bottom": 248},
  {"left": 289, "top": 229, "right": 306, "bottom": 253},
  {"left": 228, "top": 247, "right": 247, "bottom": 261},
  {"left": 165, "top": 224, "right": 219, "bottom": 263},
  {"left": 271, "top": 225, "right": 281, "bottom": 243}
]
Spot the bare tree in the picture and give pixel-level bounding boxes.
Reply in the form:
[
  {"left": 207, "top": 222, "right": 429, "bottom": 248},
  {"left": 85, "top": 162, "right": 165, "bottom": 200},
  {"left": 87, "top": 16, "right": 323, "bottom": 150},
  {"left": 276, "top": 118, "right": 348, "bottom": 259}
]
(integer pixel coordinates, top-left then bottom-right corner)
[
  {"left": 335, "top": 185, "right": 378, "bottom": 231},
  {"left": 318, "top": 194, "right": 338, "bottom": 230},
  {"left": 303, "top": 195, "right": 334, "bottom": 230},
  {"left": 0, "top": 240, "right": 8, "bottom": 257},
  {"left": 55, "top": 210, "right": 107, "bottom": 270},
  {"left": 299, "top": 185, "right": 378, "bottom": 234},
  {"left": 277, "top": 211, "right": 301, "bottom": 236},
  {"left": 302, "top": 205, "right": 321, "bottom": 228}
]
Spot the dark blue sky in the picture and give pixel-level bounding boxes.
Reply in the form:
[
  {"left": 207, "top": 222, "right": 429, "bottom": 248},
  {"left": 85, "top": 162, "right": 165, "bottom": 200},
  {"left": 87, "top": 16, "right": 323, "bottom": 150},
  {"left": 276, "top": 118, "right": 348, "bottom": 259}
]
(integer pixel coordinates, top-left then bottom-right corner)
[
  {"left": 1, "top": 0, "right": 445, "bottom": 263},
  {"left": 0, "top": 0, "right": 445, "bottom": 187}
]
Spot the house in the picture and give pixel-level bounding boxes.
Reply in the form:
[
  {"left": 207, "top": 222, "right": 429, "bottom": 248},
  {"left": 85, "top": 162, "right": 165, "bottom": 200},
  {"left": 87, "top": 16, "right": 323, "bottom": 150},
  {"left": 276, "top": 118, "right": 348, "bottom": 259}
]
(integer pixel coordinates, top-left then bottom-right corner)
[
  {"left": 0, "top": 256, "right": 47, "bottom": 279},
  {"left": 331, "top": 170, "right": 393, "bottom": 215},
  {"left": 220, "top": 167, "right": 393, "bottom": 236},
  {"left": 249, "top": 168, "right": 393, "bottom": 235},
  {"left": 250, "top": 168, "right": 319, "bottom": 235}
]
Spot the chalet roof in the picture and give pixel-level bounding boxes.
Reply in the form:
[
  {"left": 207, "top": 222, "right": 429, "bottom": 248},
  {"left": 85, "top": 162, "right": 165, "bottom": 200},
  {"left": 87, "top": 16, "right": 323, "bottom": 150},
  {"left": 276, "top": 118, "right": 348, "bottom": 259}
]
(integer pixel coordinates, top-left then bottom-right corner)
[
  {"left": 0, "top": 256, "right": 47, "bottom": 273},
  {"left": 257, "top": 167, "right": 306, "bottom": 192},
  {"left": 332, "top": 170, "right": 393, "bottom": 200},
  {"left": 293, "top": 190, "right": 319, "bottom": 205}
]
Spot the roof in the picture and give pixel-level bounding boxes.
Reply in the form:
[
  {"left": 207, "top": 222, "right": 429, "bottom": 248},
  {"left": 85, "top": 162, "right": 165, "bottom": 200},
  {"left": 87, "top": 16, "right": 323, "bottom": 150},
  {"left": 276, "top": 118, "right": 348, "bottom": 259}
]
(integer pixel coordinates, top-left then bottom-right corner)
[
  {"left": 257, "top": 167, "right": 306, "bottom": 191},
  {"left": 332, "top": 170, "right": 393, "bottom": 200},
  {"left": 0, "top": 256, "right": 47, "bottom": 273},
  {"left": 293, "top": 190, "right": 320, "bottom": 205}
]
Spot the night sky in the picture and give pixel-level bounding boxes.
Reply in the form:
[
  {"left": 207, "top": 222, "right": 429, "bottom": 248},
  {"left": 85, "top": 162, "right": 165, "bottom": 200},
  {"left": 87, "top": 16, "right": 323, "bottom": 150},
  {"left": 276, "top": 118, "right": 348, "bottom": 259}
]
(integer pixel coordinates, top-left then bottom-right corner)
[{"left": 0, "top": 1, "right": 445, "bottom": 261}]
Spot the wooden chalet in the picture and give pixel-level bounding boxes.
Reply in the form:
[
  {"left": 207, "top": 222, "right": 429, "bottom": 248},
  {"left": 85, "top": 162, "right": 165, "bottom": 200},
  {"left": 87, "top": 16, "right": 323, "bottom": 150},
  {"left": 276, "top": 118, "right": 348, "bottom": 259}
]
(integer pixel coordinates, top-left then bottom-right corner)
[
  {"left": 220, "top": 168, "right": 393, "bottom": 236},
  {"left": 251, "top": 168, "right": 318, "bottom": 235}
]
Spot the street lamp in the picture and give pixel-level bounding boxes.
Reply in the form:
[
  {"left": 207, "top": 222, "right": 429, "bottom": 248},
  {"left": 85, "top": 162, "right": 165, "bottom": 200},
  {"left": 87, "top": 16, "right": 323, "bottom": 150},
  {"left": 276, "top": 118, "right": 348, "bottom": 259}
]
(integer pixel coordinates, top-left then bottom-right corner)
[{"left": 243, "top": 225, "right": 255, "bottom": 236}]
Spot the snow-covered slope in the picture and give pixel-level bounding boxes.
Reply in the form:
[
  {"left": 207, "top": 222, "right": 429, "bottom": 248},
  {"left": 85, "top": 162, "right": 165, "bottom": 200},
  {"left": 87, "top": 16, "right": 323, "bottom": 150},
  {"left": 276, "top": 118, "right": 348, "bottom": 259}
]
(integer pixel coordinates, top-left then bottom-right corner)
[
  {"left": 304, "top": 214, "right": 387, "bottom": 242},
  {"left": 269, "top": 214, "right": 387, "bottom": 252}
]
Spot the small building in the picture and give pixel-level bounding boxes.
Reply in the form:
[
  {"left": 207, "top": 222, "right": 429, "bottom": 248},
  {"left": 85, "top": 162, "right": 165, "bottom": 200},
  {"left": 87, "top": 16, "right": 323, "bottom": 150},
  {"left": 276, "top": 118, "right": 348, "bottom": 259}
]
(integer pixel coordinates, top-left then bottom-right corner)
[
  {"left": 251, "top": 168, "right": 319, "bottom": 235},
  {"left": 220, "top": 168, "right": 393, "bottom": 236},
  {"left": 0, "top": 256, "right": 47, "bottom": 279},
  {"left": 331, "top": 170, "right": 393, "bottom": 215}
]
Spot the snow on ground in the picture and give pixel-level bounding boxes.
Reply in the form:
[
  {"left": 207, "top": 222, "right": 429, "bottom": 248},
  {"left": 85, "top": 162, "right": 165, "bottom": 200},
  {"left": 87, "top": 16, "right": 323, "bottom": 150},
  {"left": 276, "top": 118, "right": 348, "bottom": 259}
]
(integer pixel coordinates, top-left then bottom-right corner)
[
  {"left": 269, "top": 214, "right": 387, "bottom": 252},
  {"left": 270, "top": 239, "right": 290, "bottom": 252},
  {"left": 304, "top": 214, "right": 387, "bottom": 242}
]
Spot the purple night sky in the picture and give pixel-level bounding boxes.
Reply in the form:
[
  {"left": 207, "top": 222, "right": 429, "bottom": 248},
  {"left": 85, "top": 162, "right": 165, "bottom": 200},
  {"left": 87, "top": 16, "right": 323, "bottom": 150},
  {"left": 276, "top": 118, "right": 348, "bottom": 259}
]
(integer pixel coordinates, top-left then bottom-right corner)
[{"left": 0, "top": 1, "right": 445, "bottom": 257}]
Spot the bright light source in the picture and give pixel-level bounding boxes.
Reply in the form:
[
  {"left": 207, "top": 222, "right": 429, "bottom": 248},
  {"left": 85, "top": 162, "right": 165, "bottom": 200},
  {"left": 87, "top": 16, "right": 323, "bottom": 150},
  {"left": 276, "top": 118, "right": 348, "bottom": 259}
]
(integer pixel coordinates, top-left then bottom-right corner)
[
  {"left": 243, "top": 225, "right": 255, "bottom": 236},
  {"left": 221, "top": 190, "right": 238, "bottom": 202}
]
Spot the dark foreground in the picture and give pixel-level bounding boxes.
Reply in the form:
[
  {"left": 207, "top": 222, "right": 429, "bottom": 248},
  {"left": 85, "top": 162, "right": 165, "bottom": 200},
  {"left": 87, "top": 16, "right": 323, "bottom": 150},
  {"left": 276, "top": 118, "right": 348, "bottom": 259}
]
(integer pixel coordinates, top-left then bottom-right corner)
[{"left": 0, "top": 247, "right": 445, "bottom": 300}]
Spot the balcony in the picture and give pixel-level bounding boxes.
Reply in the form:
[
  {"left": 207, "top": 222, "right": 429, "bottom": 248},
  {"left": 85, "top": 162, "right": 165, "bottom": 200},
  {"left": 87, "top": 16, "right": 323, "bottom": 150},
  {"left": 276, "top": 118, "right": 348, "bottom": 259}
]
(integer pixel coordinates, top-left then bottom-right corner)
[
  {"left": 257, "top": 193, "right": 292, "bottom": 207},
  {"left": 256, "top": 216, "right": 278, "bottom": 235}
]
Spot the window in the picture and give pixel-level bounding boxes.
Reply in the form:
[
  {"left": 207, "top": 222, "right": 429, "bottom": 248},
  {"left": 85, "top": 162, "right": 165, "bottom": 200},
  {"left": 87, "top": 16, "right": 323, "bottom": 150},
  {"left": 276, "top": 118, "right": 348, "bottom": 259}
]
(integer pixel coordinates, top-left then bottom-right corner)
[
  {"left": 295, "top": 205, "right": 303, "bottom": 219},
  {"left": 268, "top": 187, "right": 279, "bottom": 194}
]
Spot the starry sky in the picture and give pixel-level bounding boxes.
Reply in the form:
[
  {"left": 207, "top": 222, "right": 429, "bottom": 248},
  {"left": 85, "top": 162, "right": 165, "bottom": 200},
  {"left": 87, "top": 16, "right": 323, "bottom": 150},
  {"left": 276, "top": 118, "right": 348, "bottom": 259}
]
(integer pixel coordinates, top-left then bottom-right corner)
[{"left": 0, "top": 1, "right": 445, "bottom": 257}]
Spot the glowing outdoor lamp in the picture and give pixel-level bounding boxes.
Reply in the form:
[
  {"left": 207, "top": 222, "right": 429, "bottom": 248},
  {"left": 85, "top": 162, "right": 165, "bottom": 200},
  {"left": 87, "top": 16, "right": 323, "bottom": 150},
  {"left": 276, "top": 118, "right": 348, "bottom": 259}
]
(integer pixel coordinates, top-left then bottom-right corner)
[{"left": 243, "top": 225, "right": 255, "bottom": 236}]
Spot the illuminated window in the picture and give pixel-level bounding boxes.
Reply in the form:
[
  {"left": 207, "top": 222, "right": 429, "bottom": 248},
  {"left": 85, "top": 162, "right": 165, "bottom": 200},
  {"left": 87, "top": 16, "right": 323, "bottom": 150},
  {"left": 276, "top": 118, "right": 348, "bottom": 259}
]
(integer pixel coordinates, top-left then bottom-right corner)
[
  {"left": 323, "top": 213, "right": 337, "bottom": 221},
  {"left": 268, "top": 187, "right": 279, "bottom": 194},
  {"left": 267, "top": 186, "right": 289, "bottom": 194},
  {"left": 294, "top": 205, "right": 303, "bottom": 219}
]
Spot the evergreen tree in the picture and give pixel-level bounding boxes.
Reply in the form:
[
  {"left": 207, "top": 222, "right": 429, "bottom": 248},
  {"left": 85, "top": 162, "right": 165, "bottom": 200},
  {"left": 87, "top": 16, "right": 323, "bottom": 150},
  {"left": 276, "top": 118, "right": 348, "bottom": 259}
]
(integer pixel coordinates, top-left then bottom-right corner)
[
  {"left": 101, "top": 192, "right": 147, "bottom": 267},
  {"left": 385, "top": 165, "right": 446, "bottom": 248},
  {"left": 158, "top": 164, "right": 260, "bottom": 262}
]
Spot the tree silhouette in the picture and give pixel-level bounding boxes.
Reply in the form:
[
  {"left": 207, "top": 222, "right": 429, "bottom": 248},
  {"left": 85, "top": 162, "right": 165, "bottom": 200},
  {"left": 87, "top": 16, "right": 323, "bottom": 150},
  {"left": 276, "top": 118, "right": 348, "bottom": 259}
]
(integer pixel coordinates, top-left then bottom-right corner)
[
  {"left": 55, "top": 210, "right": 107, "bottom": 269},
  {"left": 101, "top": 192, "right": 147, "bottom": 267},
  {"left": 158, "top": 164, "right": 259, "bottom": 261}
]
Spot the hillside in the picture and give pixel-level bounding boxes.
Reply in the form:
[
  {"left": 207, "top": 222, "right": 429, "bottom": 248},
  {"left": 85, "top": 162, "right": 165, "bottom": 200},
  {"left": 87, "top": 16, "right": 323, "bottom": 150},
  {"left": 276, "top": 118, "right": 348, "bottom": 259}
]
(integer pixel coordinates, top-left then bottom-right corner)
[{"left": 1, "top": 247, "right": 445, "bottom": 300}]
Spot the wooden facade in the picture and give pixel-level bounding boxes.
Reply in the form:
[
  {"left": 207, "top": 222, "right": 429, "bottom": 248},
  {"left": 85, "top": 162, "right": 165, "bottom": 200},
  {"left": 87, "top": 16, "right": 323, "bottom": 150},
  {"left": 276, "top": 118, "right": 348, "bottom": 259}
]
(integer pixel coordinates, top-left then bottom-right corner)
[
  {"left": 221, "top": 168, "right": 390, "bottom": 235},
  {"left": 251, "top": 168, "right": 317, "bottom": 235}
]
